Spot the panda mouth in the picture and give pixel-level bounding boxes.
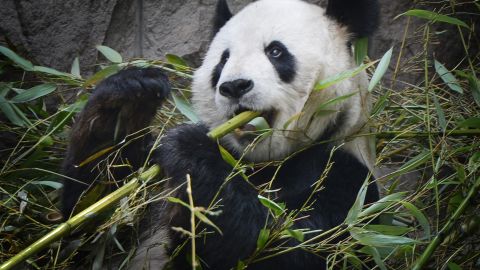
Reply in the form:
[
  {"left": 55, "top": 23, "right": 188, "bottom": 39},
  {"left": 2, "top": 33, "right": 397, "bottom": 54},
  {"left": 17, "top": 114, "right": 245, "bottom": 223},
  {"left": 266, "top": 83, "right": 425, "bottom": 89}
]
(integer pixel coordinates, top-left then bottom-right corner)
[{"left": 232, "top": 106, "right": 276, "bottom": 139}]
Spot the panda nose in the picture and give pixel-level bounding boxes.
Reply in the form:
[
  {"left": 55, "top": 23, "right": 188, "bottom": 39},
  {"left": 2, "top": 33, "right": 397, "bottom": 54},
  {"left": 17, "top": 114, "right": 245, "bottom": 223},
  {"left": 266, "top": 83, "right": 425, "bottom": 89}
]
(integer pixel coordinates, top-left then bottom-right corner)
[{"left": 219, "top": 79, "right": 254, "bottom": 99}]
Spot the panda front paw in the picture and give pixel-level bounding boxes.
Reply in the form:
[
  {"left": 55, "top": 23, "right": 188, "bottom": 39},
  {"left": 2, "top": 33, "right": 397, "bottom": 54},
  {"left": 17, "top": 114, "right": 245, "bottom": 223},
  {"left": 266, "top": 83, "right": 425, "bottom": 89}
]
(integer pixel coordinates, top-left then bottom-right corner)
[
  {"left": 153, "top": 124, "right": 229, "bottom": 181},
  {"left": 70, "top": 67, "right": 170, "bottom": 146},
  {"left": 90, "top": 67, "right": 170, "bottom": 111}
]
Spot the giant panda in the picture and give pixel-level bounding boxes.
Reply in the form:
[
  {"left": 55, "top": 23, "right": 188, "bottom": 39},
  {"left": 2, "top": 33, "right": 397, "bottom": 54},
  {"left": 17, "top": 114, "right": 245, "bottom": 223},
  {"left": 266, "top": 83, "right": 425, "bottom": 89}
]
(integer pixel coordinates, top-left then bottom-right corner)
[{"left": 62, "top": 0, "right": 380, "bottom": 269}]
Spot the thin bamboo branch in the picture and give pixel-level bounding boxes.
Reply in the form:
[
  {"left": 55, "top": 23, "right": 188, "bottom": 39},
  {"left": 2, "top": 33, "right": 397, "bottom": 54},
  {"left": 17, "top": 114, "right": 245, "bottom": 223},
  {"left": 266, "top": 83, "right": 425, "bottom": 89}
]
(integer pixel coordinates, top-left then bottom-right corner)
[
  {"left": 411, "top": 176, "right": 480, "bottom": 270},
  {"left": 0, "top": 111, "right": 260, "bottom": 270},
  {"left": 1, "top": 111, "right": 479, "bottom": 270}
]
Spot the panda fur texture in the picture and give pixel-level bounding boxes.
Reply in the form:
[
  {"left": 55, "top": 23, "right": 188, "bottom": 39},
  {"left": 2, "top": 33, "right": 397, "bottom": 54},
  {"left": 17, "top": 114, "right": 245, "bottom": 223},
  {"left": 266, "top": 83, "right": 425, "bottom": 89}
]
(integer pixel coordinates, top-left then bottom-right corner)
[{"left": 61, "top": 0, "right": 380, "bottom": 269}]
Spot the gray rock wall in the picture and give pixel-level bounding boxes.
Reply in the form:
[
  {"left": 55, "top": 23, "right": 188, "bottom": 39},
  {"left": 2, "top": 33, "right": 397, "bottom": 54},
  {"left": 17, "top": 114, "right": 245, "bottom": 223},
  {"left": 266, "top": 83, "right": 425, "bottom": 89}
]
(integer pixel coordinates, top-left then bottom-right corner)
[{"left": 0, "top": 0, "right": 474, "bottom": 82}]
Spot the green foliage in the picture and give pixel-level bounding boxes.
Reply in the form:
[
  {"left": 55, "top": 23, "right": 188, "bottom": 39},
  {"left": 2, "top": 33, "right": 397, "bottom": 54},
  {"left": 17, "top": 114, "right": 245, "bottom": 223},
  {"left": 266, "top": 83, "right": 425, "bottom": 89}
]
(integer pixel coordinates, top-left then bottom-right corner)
[
  {"left": 398, "top": 9, "right": 469, "bottom": 28},
  {"left": 368, "top": 47, "right": 393, "bottom": 92},
  {"left": 1, "top": 2, "right": 480, "bottom": 269},
  {"left": 96, "top": 45, "right": 123, "bottom": 63}
]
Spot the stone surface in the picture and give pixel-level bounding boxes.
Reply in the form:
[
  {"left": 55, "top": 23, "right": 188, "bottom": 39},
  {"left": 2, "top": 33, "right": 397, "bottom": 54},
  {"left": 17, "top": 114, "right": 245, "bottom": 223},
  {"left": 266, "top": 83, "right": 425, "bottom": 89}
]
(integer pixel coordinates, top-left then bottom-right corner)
[
  {"left": 0, "top": 0, "right": 476, "bottom": 79},
  {"left": 0, "top": 0, "right": 119, "bottom": 75}
]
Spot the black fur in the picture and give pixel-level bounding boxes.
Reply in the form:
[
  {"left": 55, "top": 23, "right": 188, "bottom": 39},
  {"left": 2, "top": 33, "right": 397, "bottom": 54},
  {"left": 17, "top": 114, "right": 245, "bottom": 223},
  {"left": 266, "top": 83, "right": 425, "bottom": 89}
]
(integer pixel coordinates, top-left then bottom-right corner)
[
  {"left": 153, "top": 124, "right": 378, "bottom": 270},
  {"left": 62, "top": 1, "right": 381, "bottom": 269},
  {"left": 318, "top": 110, "right": 348, "bottom": 142},
  {"left": 326, "top": 0, "right": 379, "bottom": 38},
  {"left": 213, "top": 0, "right": 233, "bottom": 35},
  {"left": 265, "top": 40, "right": 297, "bottom": 83},
  {"left": 211, "top": 49, "right": 230, "bottom": 89},
  {"left": 62, "top": 67, "right": 170, "bottom": 216}
]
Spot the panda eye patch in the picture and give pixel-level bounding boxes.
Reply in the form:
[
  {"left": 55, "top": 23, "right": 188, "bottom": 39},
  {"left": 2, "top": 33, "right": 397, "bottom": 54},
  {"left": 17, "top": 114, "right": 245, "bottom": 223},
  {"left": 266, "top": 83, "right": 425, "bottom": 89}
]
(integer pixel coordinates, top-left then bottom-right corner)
[
  {"left": 221, "top": 50, "right": 230, "bottom": 64},
  {"left": 211, "top": 49, "right": 230, "bottom": 89},
  {"left": 265, "top": 41, "right": 296, "bottom": 83}
]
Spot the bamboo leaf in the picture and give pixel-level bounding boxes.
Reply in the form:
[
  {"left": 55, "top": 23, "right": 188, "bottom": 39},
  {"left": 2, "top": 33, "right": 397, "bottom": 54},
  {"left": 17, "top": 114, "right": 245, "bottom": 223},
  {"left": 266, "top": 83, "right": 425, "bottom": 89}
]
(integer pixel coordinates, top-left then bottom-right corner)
[
  {"left": 467, "top": 75, "right": 480, "bottom": 107},
  {"left": 458, "top": 117, "right": 480, "bottom": 128},
  {"left": 368, "top": 47, "right": 393, "bottom": 92},
  {"left": 359, "top": 192, "right": 406, "bottom": 217},
  {"left": 167, "top": 197, "right": 191, "bottom": 209},
  {"left": 0, "top": 46, "right": 34, "bottom": 71},
  {"left": 78, "top": 146, "right": 115, "bottom": 167},
  {"left": 350, "top": 227, "right": 418, "bottom": 247},
  {"left": 387, "top": 150, "right": 431, "bottom": 180},
  {"left": 247, "top": 117, "right": 270, "bottom": 131},
  {"left": 283, "top": 112, "right": 304, "bottom": 129},
  {"left": 47, "top": 97, "right": 87, "bottom": 133},
  {"left": 84, "top": 65, "right": 120, "bottom": 87},
  {"left": 256, "top": 228, "right": 270, "bottom": 250},
  {"left": 468, "top": 152, "right": 480, "bottom": 173},
  {"left": 354, "top": 38, "right": 369, "bottom": 66},
  {"left": 172, "top": 93, "right": 200, "bottom": 123},
  {"left": 315, "top": 92, "right": 358, "bottom": 114},
  {"left": 194, "top": 211, "right": 222, "bottom": 234},
  {"left": 315, "top": 61, "right": 376, "bottom": 91},
  {"left": 0, "top": 95, "right": 27, "bottom": 126},
  {"left": 33, "top": 66, "right": 72, "bottom": 77},
  {"left": 399, "top": 9, "right": 469, "bottom": 28},
  {"left": 219, "top": 144, "right": 238, "bottom": 168},
  {"left": 30, "top": 181, "right": 63, "bottom": 190},
  {"left": 432, "top": 94, "right": 447, "bottom": 132},
  {"left": 360, "top": 246, "right": 388, "bottom": 270},
  {"left": 236, "top": 261, "right": 246, "bottom": 270},
  {"left": 258, "top": 195, "right": 284, "bottom": 217},
  {"left": 283, "top": 229, "right": 304, "bottom": 242},
  {"left": 71, "top": 57, "right": 81, "bottom": 78},
  {"left": 10, "top": 84, "right": 57, "bottom": 103},
  {"left": 447, "top": 262, "right": 462, "bottom": 270},
  {"left": 401, "top": 201, "right": 431, "bottom": 239},
  {"left": 345, "top": 179, "right": 368, "bottom": 225},
  {"left": 96, "top": 45, "right": 123, "bottom": 63},
  {"left": 434, "top": 60, "right": 463, "bottom": 94},
  {"left": 364, "top": 225, "right": 412, "bottom": 236},
  {"left": 371, "top": 91, "right": 390, "bottom": 117},
  {"left": 166, "top": 54, "right": 189, "bottom": 71}
]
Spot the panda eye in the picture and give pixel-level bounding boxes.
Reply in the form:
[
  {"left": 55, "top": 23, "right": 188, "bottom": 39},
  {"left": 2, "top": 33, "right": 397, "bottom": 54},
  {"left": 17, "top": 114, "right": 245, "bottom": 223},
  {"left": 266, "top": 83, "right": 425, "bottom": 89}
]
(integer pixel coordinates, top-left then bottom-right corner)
[{"left": 267, "top": 46, "right": 283, "bottom": 58}]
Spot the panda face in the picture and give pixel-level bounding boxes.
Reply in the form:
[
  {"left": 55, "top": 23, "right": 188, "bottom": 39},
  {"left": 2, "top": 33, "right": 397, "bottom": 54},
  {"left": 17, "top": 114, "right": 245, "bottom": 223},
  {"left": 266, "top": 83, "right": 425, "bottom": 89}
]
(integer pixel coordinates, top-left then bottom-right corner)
[{"left": 192, "top": 0, "right": 370, "bottom": 162}]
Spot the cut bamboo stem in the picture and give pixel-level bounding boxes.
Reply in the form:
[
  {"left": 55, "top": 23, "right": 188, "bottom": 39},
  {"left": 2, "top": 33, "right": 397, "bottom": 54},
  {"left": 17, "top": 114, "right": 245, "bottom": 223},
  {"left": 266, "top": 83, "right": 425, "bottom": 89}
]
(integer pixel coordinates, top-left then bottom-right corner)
[
  {"left": 0, "top": 111, "right": 260, "bottom": 270},
  {"left": 411, "top": 176, "right": 480, "bottom": 270}
]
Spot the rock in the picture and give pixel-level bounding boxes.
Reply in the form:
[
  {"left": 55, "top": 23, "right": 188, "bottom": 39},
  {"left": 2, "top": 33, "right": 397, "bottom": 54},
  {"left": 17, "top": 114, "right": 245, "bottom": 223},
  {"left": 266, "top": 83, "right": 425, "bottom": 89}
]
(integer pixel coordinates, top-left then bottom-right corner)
[
  {"left": 1, "top": 0, "right": 477, "bottom": 79},
  {"left": 0, "top": 0, "right": 119, "bottom": 75}
]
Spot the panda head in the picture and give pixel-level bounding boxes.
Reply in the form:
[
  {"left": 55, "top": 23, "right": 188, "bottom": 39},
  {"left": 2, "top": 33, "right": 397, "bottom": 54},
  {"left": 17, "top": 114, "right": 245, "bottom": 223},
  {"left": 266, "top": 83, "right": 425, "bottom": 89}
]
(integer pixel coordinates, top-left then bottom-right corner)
[{"left": 192, "top": 0, "right": 379, "bottom": 162}]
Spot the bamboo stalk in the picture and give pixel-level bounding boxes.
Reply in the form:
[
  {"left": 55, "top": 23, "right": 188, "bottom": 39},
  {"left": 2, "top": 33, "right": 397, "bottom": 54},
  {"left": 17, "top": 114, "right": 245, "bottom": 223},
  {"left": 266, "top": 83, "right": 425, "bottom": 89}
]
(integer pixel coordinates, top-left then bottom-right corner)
[
  {"left": 370, "top": 129, "right": 480, "bottom": 139},
  {"left": 207, "top": 111, "right": 261, "bottom": 138},
  {"left": 411, "top": 176, "right": 480, "bottom": 270},
  {"left": 0, "top": 111, "right": 260, "bottom": 270}
]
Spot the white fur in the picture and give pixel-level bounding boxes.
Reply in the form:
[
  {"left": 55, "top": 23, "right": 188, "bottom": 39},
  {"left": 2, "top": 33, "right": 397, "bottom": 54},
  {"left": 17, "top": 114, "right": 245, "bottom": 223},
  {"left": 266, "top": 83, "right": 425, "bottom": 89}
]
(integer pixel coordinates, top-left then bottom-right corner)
[{"left": 192, "top": 0, "right": 373, "bottom": 167}]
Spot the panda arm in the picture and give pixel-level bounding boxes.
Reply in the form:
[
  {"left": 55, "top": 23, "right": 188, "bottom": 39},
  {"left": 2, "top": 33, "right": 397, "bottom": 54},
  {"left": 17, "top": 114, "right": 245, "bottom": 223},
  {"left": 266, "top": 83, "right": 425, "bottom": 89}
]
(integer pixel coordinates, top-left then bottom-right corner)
[
  {"left": 154, "top": 124, "right": 267, "bottom": 268},
  {"left": 62, "top": 67, "right": 170, "bottom": 216}
]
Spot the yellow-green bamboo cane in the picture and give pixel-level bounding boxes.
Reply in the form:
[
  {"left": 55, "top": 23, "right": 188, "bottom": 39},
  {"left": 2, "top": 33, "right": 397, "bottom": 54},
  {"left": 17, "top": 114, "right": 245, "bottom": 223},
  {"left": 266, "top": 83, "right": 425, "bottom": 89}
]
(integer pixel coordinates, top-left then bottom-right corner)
[
  {"left": 411, "top": 176, "right": 480, "bottom": 270},
  {"left": 0, "top": 111, "right": 260, "bottom": 270}
]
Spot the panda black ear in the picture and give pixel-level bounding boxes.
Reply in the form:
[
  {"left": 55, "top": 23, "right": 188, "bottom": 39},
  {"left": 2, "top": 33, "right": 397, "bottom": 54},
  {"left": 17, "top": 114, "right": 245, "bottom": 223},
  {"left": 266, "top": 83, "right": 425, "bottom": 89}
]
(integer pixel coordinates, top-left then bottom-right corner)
[
  {"left": 326, "top": 0, "right": 379, "bottom": 38},
  {"left": 213, "top": 0, "right": 233, "bottom": 35}
]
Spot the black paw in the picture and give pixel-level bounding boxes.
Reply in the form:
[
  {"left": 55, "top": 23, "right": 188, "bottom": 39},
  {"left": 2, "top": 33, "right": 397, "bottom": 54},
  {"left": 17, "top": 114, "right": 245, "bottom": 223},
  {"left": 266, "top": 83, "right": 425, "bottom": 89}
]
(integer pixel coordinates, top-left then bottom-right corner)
[
  {"left": 153, "top": 124, "right": 227, "bottom": 180},
  {"left": 70, "top": 67, "right": 171, "bottom": 147},
  {"left": 90, "top": 67, "right": 170, "bottom": 110}
]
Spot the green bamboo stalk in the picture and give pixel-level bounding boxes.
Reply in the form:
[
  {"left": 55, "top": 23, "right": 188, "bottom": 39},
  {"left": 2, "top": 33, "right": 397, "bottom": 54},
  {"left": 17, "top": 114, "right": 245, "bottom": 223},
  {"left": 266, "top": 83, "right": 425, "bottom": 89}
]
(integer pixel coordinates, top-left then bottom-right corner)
[
  {"left": 370, "top": 129, "right": 480, "bottom": 139},
  {"left": 411, "top": 176, "right": 480, "bottom": 270},
  {"left": 207, "top": 111, "right": 261, "bottom": 138},
  {"left": 0, "top": 111, "right": 260, "bottom": 270}
]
